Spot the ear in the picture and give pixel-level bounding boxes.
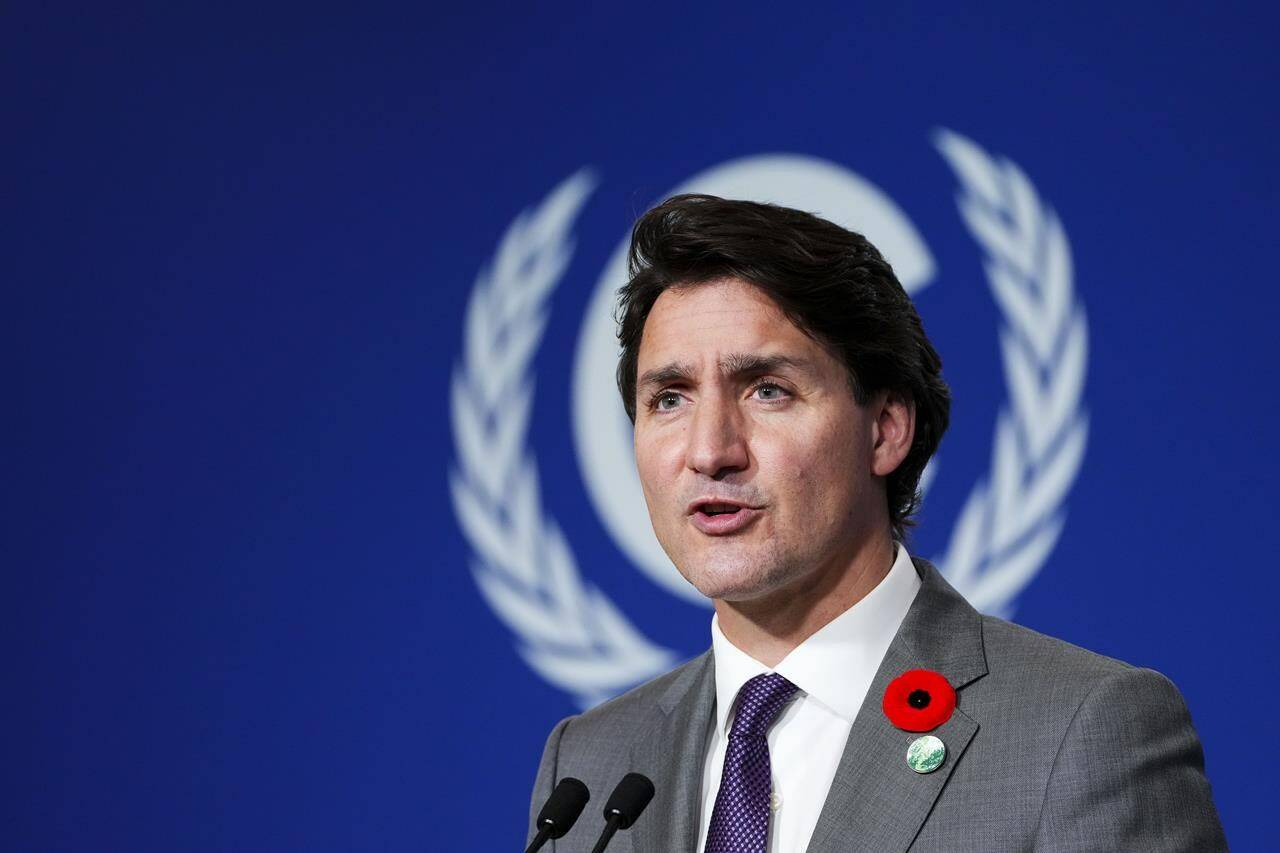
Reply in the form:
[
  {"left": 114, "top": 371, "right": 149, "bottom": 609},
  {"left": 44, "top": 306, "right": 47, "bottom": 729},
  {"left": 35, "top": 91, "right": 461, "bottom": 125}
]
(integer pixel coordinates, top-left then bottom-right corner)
[{"left": 871, "top": 389, "right": 916, "bottom": 478}]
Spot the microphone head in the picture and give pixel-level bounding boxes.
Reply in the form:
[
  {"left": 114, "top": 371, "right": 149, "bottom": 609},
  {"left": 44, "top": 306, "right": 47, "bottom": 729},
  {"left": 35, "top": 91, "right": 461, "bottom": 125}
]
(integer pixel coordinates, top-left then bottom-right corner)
[
  {"left": 536, "top": 777, "right": 590, "bottom": 839},
  {"left": 603, "top": 772, "right": 655, "bottom": 830}
]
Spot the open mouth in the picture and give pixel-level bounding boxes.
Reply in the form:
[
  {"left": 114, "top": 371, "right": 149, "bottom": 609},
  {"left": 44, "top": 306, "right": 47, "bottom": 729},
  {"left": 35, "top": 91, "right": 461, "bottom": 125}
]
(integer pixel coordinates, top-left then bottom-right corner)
[
  {"left": 698, "top": 504, "right": 743, "bottom": 518},
  {"left": 688, "top": 501, "right": 760, "bottom": 535}
]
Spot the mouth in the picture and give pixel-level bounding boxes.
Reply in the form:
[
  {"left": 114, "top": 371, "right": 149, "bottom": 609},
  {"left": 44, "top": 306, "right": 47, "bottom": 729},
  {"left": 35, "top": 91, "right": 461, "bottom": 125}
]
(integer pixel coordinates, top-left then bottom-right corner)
[{"left": 687, "top": 500, "right": 762, "bottom": 536}]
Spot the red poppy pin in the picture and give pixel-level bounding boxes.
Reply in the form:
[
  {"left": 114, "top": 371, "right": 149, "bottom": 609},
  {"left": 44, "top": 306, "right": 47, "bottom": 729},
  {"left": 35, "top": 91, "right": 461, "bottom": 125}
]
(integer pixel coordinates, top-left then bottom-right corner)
[{"left": 882, "top": 669, "right": 956, "bottom": 732}]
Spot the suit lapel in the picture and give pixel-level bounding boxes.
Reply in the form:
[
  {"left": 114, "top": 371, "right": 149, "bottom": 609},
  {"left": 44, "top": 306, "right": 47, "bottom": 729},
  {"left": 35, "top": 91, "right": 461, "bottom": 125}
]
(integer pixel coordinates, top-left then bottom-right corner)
[
  {"left": 805, "top": 558, "right": 988, "bottom": 853},
  {"left": 629, "top": 652, "right": 717, "bottom": 853}
]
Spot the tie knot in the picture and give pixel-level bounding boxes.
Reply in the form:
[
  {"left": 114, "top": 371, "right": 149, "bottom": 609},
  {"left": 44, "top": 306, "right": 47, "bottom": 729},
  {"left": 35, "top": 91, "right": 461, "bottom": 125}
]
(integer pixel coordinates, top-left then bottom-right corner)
[{"left": 729, "top": 673, "right": 798, "bottom": 740}]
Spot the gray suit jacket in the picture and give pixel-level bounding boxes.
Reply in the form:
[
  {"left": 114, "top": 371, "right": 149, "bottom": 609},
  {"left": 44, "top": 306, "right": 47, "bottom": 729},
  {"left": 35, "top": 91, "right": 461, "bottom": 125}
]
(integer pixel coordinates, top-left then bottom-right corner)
[{"left": 528, "top": 558, "right": 1227, "bottom": 851}]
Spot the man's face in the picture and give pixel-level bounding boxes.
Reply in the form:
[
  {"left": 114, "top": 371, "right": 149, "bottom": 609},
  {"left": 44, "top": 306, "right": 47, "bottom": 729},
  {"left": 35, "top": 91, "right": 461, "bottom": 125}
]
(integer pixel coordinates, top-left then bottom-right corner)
[{"left": 632, "top": 278, "right": 886, "bottom": 603}]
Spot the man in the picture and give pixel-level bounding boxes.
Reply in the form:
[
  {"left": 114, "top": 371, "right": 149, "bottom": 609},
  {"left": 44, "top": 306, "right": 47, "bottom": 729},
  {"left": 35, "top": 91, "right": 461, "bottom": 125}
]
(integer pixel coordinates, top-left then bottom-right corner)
[{"left": 528, "top": 194, "right": 1226, "bottom": 851}]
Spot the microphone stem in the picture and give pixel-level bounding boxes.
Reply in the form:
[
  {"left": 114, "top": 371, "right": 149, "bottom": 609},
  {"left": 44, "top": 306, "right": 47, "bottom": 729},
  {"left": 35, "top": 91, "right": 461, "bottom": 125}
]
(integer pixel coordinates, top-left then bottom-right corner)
[
  {"left": 524, "top": 826, "right": 552, "bottom": 853},
  {"left": 589, "top": 814, "right": 623, "bottom": 853}
]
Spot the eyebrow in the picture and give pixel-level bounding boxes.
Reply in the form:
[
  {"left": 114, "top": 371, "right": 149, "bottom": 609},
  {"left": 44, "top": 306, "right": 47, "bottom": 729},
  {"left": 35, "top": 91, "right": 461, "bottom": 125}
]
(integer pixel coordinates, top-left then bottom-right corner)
[{"left": 636, "top": 353, "right": 814, "bottom": 393}]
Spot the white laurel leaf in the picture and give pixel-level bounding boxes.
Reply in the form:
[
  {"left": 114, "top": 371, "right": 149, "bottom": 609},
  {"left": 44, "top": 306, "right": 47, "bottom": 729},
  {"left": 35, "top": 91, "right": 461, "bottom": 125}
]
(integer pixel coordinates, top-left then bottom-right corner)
[
  {"left": 584, "top": 587, "right": 679, "bottom": 668},
  {"left": 1015, "top": 415, "right": 1089, "bottom": 533},
  {"left": 488, "top": 310, "right": 549, "bottom": 395},
  {"left": 481, "top": 380, "right": 536, "bottom": 501},
  {"left": 449, "top": 471, "right": 520, "bottom": 577},
  {"left": 941, "top": 484, "right": 990, "bottom": 594},
  {"left": 491, "top": 211, "right": 534, "bottom": 297},
  {"left": 528, "top": 175, "right": 596, "bottom": 245},
  {"left": 449, "top": 369, "right": 491, "bottom": 497},
  {"left": 450, "top": 170, "right": 678, "bottom": 709},
  {"left": 934, "top": 129, "right": 1090, "bottom": 615},
  {"left": 472, "top": 563, "right": 585, "bottom": 646},
  {"left": 999, "top": 331, "right": 1047, "bottom": 453},
  {"left": 968, "top": 512, "right": 1065, "bottom": 616},
  {"left": 933, "top": 129, "right": 1004, "bottom": 207},
  {"left": 492, "top": 173, "right": 591, "bottom": 315},
  {"left": 1000, "top": 158, "right": 1041, "bottom": 278},
  {"left": 462, "top": 269, "right": 496, "bottom": 379},
  {"left": 539, "top": 519, "right": 590, "bottom": 622},
  {"left": 1041, "top": 312, "right": 1088, "bottom": 453},
  {"left": 506, "top": 461, "right": 545, "bottom": 583},
  {"left": 989, "top": 412, "right": 1024, "bottom": 555},
  {"left": 520, "top": 645, "right": 673, "bottom": 696},
  {"left": 504, "top": 233, "right": 571, "bottom": 315},
  {"left": 986, "top": 260, "right": 1046, "bottom": 356},
  {"left": 1040, "top": 212, "right": 1073, "bottom": 341},
  {"left": 958, "top": 195, "right": 1026, "bottom": 275}
]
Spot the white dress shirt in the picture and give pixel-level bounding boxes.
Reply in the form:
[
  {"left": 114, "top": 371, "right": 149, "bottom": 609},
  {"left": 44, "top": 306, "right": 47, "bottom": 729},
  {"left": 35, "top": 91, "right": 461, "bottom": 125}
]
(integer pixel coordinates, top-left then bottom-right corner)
[{"left": 695, "top": 543, "right": 922, "bottom": 853}]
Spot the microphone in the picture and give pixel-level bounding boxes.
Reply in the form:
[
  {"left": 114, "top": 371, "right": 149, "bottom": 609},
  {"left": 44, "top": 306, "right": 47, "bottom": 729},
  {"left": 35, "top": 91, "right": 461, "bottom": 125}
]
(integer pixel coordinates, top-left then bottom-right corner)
[
  {"left": 588, "top": 773, "right": 655, "bottom": 853},
  {"left": 525, "top": 777, "right": 590, "bottom": 853}
]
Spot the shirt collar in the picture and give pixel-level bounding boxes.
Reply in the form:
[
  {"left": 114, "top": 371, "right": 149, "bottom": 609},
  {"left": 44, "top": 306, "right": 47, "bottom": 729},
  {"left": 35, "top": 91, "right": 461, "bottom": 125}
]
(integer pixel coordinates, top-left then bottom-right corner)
[{"left": 710, "top": 542, "right": 922, "bottom": 732}]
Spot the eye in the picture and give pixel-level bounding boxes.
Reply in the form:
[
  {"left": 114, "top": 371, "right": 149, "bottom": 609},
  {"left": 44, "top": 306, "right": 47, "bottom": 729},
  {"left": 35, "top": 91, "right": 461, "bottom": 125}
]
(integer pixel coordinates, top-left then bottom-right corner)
[
  {"left": 652, "top": 390, "right": 684, "bottom": 412},
  {"left": 751, "top": 381, "right": 791, "bottom": 402}
]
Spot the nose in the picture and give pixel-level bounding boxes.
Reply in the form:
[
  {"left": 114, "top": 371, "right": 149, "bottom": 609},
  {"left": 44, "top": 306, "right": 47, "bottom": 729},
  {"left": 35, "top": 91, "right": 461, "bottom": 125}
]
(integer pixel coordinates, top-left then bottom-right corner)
[{"left": 685, "top": 390, "right": 750, "bottom": 479}]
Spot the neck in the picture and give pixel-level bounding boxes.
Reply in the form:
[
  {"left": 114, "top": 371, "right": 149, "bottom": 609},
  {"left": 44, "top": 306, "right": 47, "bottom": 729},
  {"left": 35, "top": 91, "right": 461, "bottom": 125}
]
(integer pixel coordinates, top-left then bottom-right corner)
[{"left": 713, "top": 528, "right": 897, "bottom": 668}]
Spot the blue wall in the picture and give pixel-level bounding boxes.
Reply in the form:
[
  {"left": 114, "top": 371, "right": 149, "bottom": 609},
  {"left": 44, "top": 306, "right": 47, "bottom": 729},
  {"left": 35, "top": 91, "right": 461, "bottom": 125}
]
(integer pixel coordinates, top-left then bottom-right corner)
[{"left": 7, "top": 3, "right": 1277, "bottom": 849}]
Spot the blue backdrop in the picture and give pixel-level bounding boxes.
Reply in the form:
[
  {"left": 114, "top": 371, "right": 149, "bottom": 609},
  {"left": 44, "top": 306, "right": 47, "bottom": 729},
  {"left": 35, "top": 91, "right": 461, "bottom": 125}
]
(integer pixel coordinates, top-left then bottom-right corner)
[{"left": 8, "top": 3, "right": 1277, "bottom": 849}]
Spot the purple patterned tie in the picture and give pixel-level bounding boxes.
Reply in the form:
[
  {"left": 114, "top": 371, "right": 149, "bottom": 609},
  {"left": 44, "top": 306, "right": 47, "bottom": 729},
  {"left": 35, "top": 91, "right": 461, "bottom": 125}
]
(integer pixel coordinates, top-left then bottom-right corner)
[{"left": 703, "top": 672, "right": 800, "bottom": 853}]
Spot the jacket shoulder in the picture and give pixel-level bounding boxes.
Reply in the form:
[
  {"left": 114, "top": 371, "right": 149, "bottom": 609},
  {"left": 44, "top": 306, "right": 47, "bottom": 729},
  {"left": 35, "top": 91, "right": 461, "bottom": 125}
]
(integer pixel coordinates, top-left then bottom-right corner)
[
  {"left": 978, "top": 620, "right": 1227, "bottom": 849},
  {"left": 980, "top": 614, "right": 1135, "bottom": 679},
  {"left": 969, "top": 612, "right": 1188, "bottom": 726},
  {"left": 554, "top": 652, "right": 711, "bottom": 760},
  {"left": 918, "top": 615, "right": 1225, "bottom": 849}
]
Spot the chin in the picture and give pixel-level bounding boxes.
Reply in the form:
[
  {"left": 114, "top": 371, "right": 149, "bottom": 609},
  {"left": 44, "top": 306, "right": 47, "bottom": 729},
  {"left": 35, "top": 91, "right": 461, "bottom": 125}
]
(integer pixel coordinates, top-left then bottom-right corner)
[{"left": 683, "top": 552, "right": 792, "bottom": 603}]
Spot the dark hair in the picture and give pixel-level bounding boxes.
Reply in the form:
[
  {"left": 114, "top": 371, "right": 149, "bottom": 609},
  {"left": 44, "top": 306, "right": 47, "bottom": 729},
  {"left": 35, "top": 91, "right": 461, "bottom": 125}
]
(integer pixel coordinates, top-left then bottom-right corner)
[{"left": 615, "top": 193, "right": 951, "bottom": 541}]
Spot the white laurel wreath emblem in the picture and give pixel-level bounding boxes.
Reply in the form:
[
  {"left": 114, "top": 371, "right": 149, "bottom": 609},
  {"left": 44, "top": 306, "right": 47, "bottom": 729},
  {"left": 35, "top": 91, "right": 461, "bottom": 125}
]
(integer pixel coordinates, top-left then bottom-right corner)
[
  {"left": 448, "top": 172, "right": 677, "bottom": 710},
  {"left": 449, "top": 131, "right": 1088, "bottom": 707},
  {"left": 931, "top": 130, "right": 1089, "bottom": 617}
]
